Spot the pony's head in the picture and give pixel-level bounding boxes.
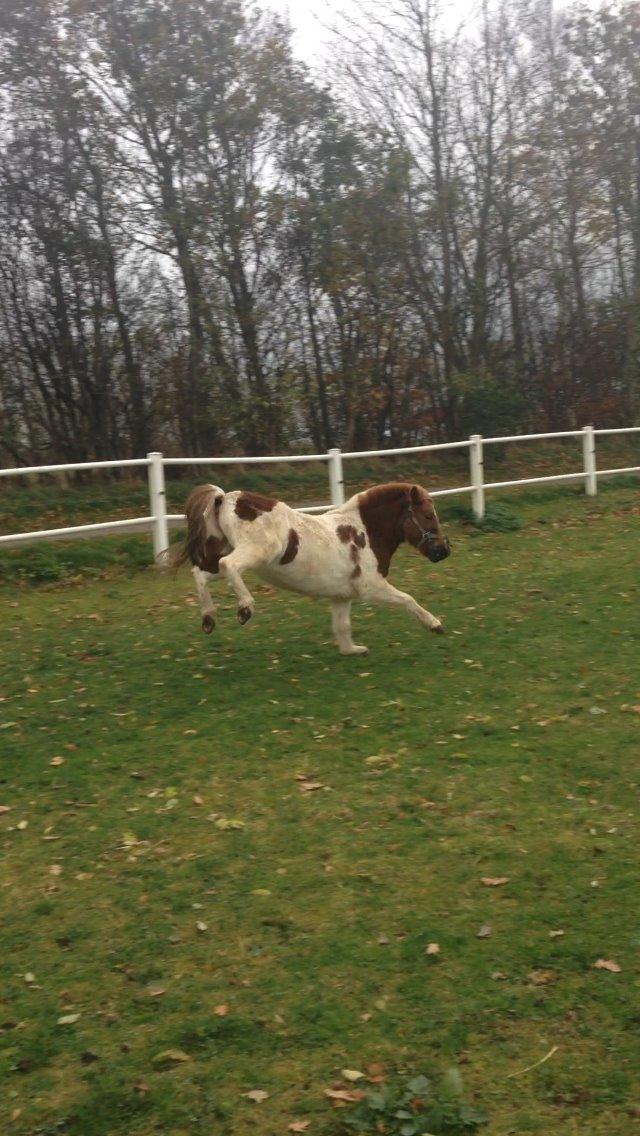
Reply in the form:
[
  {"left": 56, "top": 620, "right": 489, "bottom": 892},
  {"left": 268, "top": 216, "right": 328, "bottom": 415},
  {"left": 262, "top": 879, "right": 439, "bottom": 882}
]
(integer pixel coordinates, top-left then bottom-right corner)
[{"left": 402, "top": 485, "right": 451, "bottom": 563}]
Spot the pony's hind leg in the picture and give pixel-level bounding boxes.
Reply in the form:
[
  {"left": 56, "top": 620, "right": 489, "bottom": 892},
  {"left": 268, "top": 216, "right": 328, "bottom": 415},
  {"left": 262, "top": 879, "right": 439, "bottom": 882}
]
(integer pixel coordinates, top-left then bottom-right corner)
[
  {"left": 192, "top": 566, "right": 217, "bottom": 633},
  {"left": 331, "top": 600, "right": 369, "bottom": 655}
]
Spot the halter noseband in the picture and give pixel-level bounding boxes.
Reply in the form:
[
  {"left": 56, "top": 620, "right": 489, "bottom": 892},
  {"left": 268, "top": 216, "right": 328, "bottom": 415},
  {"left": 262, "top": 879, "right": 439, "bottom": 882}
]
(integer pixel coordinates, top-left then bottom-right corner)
[{"left": 407, "top": 504, "right": 438, "bottom": 548}]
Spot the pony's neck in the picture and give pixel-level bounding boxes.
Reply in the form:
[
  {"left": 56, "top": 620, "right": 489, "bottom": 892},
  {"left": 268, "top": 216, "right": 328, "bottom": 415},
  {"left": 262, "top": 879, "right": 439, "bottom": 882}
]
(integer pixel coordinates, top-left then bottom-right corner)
[{"left": 358, "top": 483, "right": 409, "bottom": 577}]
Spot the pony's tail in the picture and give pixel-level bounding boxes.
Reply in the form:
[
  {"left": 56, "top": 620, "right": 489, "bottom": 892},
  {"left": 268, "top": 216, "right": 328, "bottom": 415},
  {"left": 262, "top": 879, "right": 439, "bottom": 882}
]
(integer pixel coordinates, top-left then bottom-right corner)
[{"left": 156, "top": 484, "right": 223, "bottom": 571}]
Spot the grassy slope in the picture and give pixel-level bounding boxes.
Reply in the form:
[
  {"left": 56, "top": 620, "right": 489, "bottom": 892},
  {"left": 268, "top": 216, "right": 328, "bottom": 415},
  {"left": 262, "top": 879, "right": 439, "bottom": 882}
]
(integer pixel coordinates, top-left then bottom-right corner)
[{"left": 0, "top": 486, "right": 638, "bottom": 1136}]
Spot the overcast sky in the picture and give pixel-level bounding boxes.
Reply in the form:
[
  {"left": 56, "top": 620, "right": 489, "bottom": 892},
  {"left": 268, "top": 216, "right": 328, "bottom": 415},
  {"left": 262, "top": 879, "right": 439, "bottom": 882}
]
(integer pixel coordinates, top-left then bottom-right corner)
[
  {"left": 267, "top": 0, "right": 601, "bottom": 65},
  {"left": 268, "top": 0, "right": 480, "bottom": 65},
  {"left": 268, "top": 0, "right": 351, "bottom": 62}
]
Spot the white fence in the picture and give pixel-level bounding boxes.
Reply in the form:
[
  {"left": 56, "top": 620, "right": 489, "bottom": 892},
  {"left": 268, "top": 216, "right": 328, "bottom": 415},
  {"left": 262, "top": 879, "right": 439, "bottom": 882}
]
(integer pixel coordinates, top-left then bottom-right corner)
[{"left": 1, "top": 426, "right": 638, "bottom": 561}]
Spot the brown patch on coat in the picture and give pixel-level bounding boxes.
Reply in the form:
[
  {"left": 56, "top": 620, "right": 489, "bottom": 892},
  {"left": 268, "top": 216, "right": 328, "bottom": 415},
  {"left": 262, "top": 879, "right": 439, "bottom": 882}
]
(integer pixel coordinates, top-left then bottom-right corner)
[
  {"left": 358, "top": 483, "right": 412, "bottom": 576},
  {"left": 348, "top": 540, "right": 363, "bottom": 579},
  {"left": 337, "top": 523, "right": 357, "bottom": 543},
  {"left": 235, "top": 491, "right": 278, "bottom": 521},
  {"left": 337, "top": 524, "right": 366, "bottom": 547},
  {"left": 280, "top": 528, "right": 300, "bottom": 565}
]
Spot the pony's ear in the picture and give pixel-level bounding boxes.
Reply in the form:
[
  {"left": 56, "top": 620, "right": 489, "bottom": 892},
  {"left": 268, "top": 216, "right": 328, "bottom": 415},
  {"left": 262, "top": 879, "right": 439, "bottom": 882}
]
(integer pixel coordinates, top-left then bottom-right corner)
[{"left": 410, "top": 485, "right": 422, "bottom": 507}]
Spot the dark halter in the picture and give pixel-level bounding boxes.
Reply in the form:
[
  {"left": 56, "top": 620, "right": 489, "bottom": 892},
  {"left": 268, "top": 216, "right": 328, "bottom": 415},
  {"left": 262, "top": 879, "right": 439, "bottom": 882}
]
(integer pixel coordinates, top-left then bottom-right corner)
[{"left": 407, "top": 504, "right": 438, "bottom": 548}]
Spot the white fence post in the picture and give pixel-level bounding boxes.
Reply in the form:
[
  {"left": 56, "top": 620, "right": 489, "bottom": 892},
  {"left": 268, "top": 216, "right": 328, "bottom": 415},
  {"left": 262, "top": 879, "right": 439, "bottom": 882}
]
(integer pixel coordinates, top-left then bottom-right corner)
[
  {"left": 328, "top": 447, "right": 345, "bottom": 506},
  {"left": 582, "top": 425, "right": 597, "bottom": 496},
  {"left": 469, "top": 434, "right": 485, "bottom": 520},
  {"left": 147, "top": 451, "right": 169, "bottom": 559}
]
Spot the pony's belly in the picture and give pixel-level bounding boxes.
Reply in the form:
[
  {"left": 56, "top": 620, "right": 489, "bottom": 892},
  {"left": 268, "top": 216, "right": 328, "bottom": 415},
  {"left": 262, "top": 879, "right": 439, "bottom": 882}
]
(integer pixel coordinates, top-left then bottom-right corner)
[{"left": 256, "top": 561, "right": 353, "bottom": 599}]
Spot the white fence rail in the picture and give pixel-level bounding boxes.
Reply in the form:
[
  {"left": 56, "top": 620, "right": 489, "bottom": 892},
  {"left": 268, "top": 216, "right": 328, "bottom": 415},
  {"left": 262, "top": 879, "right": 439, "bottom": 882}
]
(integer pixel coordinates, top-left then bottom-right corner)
[{"left": 1, "top": 426, "right": 638, "bottom": 560}]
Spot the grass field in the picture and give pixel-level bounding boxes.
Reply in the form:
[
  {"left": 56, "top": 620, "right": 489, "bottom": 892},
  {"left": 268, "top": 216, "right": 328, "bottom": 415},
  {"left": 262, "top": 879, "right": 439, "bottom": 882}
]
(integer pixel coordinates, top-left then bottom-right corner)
[{"left": 1, "top": 484, "right": 639, "bottom": 1135}]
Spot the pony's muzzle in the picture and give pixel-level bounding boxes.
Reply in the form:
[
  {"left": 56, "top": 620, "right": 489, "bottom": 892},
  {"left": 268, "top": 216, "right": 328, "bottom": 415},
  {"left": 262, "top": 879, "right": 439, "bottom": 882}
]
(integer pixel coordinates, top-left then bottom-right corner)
[{"left": 427, "top": 539, "right": 451, "bottom": 563}]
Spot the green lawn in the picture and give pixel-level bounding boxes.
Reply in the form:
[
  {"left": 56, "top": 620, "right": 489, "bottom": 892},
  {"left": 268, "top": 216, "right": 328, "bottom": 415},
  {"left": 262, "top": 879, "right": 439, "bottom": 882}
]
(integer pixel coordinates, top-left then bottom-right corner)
[{"left": 1, "top": 485, "right": 638, "bottom": 1136}]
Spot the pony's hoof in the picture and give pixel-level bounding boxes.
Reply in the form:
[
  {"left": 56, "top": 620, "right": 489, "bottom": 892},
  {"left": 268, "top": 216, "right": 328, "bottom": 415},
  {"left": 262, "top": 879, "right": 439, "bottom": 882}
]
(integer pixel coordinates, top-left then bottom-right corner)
[
  {"left": 432, "top": 623, "right": 445, "bottom": 635},
  {"left": 201, "top": 613, "right": 215, "bottom": 634},
  {"left": 238, "top": 606, "right": 252, "bottom": 625}
]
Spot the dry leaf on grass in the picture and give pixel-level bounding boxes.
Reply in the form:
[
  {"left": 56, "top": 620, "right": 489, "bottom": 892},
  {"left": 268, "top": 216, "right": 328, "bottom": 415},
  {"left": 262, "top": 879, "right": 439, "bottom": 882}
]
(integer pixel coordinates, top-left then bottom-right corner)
[
  {"left": 341, "top": 1069, "right": 364, "bottom": 1081},
  {"left": 288, "top": 1122, "right": 310, "bottom": 1133},
  {"left": 593, "top": 958, "right": 621, "bottom": 973},
  {"left": 481, "top": 876, "right": 509, "bottom": 887},
  {"left": 244, "top": 1089, "right": 269, "bottom": 1103},
  {"left": 528, "top": 969, "right": 556, "bottom": 986},
  {"left": 476, "top": 924, "right": 492, "bottom": 939},
  {"left": 324, "top": 1088, "right": 365, "bottom": 1103},
  {"left": 425, "top": 942, "right": 440, "bottom": 956},
  {"left": 214, "top": 1004, "right": 229, "bottom": 1016},
  {"left": 152, "top": 1049, "right": 191, "bottom": 1066}
]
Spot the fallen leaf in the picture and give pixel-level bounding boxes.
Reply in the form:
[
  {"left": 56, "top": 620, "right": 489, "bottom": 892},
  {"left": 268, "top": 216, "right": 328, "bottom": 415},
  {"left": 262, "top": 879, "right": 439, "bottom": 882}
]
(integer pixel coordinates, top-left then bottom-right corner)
[
  {"left": 214, "top": 817, "right": 245, "bottom": 830},
  {"left": 324, "top": 1088, "right": 365, "bottom": 1103},
  {"left": 297, "top": 780, "right": 324, "bottom": 793},
  {"left": 195, "top": 921, "right": 208, "bottom": 933},
  {"left": 476, "top": 924, "right": 492, "bottom": 939},
  {"left": 288, "top": 1122, "right": 311, "bottom": 1133},
  {"left": 0, "top": 805, "right": 11, "bottom": 814},
  {"left": 425, "top": 942, "right": 440, "bottom": 956},
  {"left": 244, "top": 1089, "right": 269, "bottom": 1103},
  {"left": 214, "top": 1004, "right": 229, "bottom": 1016},
  {"left": 341, "top": 1069, "right": 364, "bottom": 1081},
  {"left": 57, "top": 1013, "right": 81, "bottom": 1025},
  {"left": 16, "top": 820, "right": 28, "bottom": 830},
  {"left": 528, "top": 969, "right": 556, "bottom": 986},
  {"left": 366, "top": 1063, "right": 386, "bottom": 1080},
  {"left": 481, "top": 876, "right": 509, "bottom": 887},
  {"left": 50, "top": 756, "right": 65, "bottom": 766},
  {"left": 49, "top": 864, "right": 63, "bottom": 876},
  {"left": 549, "top": 929, "right": 565, "bottom": 938},
  {"left": 133, "top": 1080, "right": 150, "bottom": 1095},
  {"left": 152, "top": 1049, "right": 192, "bottom": 1066},
  {"left": 593, "top": 958, "right": 621, "bottom": 973},
  {"left": 147, "top": 985, "right": 166, "bottom": 998},
  {"left": 193, "top": 795, "right": 203, "bottom": 806}
]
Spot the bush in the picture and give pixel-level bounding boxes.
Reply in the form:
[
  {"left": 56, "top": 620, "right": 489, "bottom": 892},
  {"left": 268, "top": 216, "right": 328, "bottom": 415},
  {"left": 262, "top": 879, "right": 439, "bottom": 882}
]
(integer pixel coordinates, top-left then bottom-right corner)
[{"left": 338, "top": 1073, "right": 487, "bottom": 1135}]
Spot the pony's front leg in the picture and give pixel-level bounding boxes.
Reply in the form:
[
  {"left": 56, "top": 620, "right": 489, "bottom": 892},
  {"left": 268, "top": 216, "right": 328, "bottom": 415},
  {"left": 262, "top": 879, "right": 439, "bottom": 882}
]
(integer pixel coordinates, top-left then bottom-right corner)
[
  {"left": 361, "top": 578, "right": 444, "bottom": 634},
  {"left": 192, "top": 566, "right": 217, "bottom": 633},
  {"left": 330, "top": 600, "right": 369, "bottom": 656},
  {"left": 218, "top": 546, "right": 267, "bottom": 625}
]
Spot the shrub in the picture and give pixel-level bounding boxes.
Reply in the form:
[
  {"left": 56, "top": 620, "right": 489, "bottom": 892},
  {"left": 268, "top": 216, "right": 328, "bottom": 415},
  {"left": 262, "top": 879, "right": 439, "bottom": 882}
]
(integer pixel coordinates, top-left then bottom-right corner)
[{"left": 338, "top": 1073, "right": 487, "bottom": 1135}]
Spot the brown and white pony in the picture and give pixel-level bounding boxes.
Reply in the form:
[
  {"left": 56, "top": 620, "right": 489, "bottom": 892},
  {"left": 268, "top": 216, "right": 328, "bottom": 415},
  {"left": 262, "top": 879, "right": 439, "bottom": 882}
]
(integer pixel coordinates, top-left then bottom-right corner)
[{"left": 172, "top": 482, "right": 451, "bottom": 655}]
